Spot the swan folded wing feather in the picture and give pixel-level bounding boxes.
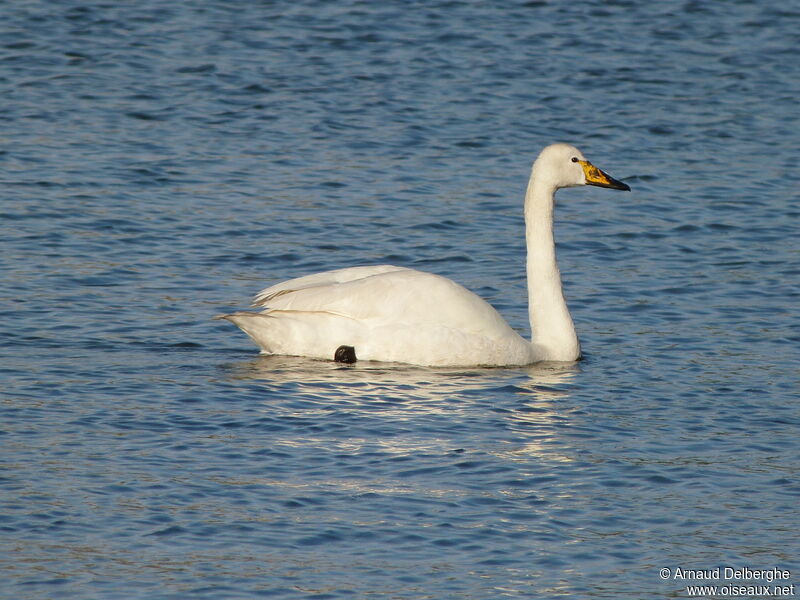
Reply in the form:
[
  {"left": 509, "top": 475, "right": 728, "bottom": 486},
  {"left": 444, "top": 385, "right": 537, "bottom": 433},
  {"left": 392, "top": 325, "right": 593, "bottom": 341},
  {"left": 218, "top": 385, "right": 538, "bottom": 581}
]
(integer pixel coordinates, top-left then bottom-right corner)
[
  {"left": 257, "top": 267, "right": 517, "bottom": 340},
  {"left": 252, "top": 265, "right": 409, "bottom": 306}
]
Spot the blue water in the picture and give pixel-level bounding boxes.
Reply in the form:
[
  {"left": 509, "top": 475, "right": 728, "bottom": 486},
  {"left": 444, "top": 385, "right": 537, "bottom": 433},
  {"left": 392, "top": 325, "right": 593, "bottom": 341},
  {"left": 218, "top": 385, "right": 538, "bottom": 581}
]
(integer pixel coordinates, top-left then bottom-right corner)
[{"left": 2, "top": 1, "right": 799, "bottom": 598}]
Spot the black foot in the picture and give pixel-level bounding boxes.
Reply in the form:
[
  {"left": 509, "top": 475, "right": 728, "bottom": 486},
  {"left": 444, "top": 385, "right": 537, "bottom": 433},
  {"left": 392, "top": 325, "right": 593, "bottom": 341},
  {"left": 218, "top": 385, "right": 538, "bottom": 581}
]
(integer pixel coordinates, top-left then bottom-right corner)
[{"left": 334, "top": 345, "right": 357, "bottom": 364}]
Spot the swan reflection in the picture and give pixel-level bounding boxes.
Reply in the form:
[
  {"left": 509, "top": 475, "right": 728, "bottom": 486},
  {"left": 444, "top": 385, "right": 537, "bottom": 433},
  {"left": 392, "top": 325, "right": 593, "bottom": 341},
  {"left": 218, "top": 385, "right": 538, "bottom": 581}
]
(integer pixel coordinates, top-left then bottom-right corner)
[
  {"left": 217, "top": 356, "right": 581, "bottom": 484},
  {"left": 220, "top": 354, "right": 579, "bottom": 405}
]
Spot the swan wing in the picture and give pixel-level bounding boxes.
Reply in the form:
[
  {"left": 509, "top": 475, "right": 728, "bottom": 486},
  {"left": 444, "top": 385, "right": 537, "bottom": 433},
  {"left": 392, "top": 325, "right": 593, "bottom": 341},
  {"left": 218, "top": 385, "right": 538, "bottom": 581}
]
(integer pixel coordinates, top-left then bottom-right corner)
[
  {"left": 252, "top": 265, "right": 409, "bottom": 306},
  {"left": 257, "top": 267, "right": 510, "bottom": 334},
  {"left": 221, "top": 266, "right": 533, "bottom": 366}
]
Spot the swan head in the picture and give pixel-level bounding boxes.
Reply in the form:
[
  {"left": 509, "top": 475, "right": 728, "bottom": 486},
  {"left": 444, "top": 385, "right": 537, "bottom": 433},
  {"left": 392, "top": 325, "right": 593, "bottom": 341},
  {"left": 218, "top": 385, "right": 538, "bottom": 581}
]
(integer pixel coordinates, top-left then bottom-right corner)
[{"left": 533, "top": 143, "right": 630, "bottom": 192}]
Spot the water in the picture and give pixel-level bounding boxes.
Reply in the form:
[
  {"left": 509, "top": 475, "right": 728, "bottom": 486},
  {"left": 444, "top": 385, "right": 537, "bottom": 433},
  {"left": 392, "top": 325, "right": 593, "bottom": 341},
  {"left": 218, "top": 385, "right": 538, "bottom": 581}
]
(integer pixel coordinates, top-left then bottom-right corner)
[{"left": 1, "top": 1, "right": 799, "bottom": 598}]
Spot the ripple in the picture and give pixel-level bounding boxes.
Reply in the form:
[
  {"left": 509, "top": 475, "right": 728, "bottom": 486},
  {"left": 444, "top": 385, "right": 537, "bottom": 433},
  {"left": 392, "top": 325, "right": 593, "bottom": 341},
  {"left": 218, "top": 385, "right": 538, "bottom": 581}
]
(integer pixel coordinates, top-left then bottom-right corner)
[{"left": 1, "top": 1, "right": 799, "bottom": 598}]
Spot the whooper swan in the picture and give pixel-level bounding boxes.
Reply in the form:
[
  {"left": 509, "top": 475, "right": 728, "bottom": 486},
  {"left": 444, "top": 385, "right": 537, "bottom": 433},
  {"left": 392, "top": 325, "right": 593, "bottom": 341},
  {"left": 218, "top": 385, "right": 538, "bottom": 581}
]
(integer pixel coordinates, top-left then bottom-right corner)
[{"left": 217, "top": 144, "right": 630, "bottom": 366}]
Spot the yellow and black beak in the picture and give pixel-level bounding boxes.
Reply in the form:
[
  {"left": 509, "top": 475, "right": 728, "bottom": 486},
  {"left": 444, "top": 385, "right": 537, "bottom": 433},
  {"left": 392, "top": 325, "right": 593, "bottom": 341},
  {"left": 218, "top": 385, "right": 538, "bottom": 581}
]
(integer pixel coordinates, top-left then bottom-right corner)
[{"left": 580, "top": 160, "right": 630, "bottom": 191}]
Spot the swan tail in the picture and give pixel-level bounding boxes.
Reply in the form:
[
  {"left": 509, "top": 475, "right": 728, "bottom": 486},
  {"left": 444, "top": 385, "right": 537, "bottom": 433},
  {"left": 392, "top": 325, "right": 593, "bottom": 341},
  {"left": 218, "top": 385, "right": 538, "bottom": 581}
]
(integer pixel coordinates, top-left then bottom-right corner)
[
  {"left": 215, "top": 310, "right": 356, "bottom": 361},
  {"left": 215, "top": 312, "right": 278, "bottom": 354}
]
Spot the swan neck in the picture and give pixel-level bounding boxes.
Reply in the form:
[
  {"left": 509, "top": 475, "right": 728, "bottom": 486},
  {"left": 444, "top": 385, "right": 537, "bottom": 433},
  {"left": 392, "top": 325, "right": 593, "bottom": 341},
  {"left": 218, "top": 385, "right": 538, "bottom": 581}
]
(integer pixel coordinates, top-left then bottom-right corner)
[{"left": 524, "top": 173, "right": 580, "bottom": 361}]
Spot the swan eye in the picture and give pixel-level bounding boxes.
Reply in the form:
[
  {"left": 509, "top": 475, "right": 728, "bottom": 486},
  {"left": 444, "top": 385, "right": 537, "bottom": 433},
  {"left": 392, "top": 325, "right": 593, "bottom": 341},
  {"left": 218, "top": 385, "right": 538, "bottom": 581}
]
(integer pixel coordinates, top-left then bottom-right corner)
[{"left": 571, "top": 157, "right": 579, "bottom": 163}]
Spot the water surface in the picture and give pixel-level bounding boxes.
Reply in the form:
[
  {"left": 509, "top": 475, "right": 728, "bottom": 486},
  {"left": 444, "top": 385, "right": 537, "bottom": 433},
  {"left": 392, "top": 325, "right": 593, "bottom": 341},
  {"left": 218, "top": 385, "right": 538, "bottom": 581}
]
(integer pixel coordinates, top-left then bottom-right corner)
[{"left": 1, "top": 1, "right": 799, "bottom": 598}]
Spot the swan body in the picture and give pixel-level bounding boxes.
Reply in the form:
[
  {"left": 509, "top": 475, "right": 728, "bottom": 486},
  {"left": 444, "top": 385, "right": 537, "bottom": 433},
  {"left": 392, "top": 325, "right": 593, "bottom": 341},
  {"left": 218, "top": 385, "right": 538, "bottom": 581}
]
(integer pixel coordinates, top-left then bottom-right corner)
[{"left": 218, "top": 144, "right": 629, "bottom": 367}]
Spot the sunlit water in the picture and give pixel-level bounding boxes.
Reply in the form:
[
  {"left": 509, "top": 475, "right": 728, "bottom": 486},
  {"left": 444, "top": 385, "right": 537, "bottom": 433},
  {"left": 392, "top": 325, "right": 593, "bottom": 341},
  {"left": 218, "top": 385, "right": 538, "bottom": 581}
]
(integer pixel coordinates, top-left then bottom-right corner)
[{"left": 2, "top": 1, "right": 799, "bottom": 598}]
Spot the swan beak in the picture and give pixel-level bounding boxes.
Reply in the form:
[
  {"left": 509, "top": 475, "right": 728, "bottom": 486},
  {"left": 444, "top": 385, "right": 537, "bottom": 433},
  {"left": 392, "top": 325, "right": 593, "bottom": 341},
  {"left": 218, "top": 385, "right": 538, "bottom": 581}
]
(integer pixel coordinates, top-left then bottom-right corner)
[{"left": 580, "top": 161, "right": 630, "bottom": 191}]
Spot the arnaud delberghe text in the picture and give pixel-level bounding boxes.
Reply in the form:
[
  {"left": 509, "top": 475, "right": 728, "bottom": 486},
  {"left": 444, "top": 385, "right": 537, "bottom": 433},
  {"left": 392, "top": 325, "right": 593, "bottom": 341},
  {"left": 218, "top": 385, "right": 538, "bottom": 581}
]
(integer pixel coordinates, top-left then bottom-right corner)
[{"left": 673, "top": 567, "right": 791, "bottom": 582}]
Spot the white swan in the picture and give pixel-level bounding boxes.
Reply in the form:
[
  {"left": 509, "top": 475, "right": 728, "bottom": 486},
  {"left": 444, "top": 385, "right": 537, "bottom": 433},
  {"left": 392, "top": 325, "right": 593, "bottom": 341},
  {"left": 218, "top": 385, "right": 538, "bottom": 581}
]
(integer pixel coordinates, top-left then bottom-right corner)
[{"left": 218, "top": 143, "right": 630, "bottom": 366}]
